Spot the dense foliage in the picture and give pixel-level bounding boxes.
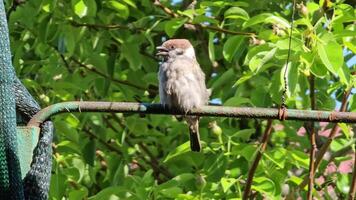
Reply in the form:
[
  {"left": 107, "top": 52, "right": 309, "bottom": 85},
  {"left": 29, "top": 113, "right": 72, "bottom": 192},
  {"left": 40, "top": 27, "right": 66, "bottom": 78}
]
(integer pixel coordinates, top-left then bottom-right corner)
[{"left": 5, "top": 0, "right": 355, "bottom": 199}]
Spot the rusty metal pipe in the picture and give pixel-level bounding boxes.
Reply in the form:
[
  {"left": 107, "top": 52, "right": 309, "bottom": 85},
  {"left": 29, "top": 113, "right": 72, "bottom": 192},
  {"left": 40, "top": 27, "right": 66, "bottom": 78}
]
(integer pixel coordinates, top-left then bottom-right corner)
[{"left": 27, "top": 101, "right": 356, "bottom": 128}]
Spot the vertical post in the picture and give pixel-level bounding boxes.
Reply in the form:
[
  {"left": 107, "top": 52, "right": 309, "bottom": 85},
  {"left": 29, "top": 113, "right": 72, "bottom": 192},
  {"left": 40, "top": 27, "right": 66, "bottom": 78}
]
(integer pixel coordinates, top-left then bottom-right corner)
[{"left": 0, "top": 1, "right": 24, "bottom": 199}]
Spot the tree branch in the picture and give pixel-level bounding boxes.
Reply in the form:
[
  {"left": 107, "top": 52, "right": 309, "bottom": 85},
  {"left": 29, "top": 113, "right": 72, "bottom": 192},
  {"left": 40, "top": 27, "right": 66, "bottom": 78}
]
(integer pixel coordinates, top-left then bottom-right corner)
[
  {"left": 69, "top": 20, "right": 160, "bottom": 33},
  {"left": 243, "top": 119, "right": 273, "bottom": 199},
  {"left": 299, "top": 88, "right": 352, "bottom": 189},
  {"left": 71, "top": 57, "right": 157, "bottom": 94}
]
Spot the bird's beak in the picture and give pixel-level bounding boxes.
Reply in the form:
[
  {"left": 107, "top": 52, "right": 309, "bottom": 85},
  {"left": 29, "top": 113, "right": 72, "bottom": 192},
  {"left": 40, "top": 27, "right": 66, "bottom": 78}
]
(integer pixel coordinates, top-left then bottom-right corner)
[{"left": 156, "top": 46, "right": 169, "bottom": 56}]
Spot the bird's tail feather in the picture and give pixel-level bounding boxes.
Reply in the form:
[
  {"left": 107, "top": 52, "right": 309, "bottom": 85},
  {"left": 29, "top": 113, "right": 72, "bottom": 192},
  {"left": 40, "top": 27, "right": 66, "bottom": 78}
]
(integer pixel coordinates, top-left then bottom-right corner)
[{"left": 188, "top": 118, "right": 201, "bottom": 152}]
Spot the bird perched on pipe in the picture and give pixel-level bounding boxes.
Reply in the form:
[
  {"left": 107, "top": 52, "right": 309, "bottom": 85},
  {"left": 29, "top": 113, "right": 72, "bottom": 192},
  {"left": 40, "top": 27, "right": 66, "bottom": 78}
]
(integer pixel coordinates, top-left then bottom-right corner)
[{"left": 156, "top": 39, "right": 210, "bottom": 152}]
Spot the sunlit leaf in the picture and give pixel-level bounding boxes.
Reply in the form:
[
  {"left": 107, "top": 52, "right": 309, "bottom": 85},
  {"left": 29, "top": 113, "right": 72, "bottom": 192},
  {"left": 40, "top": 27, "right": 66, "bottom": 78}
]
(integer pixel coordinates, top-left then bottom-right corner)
[
  {"left": 164, "top": 142, "right": 190, "bottom": 163},
  {"left": 221, "top": 178, "right": 237, "bottom": 193},
  {"left": 243, "top": 13, "right": 272, "bottom": 28},
  {"left": 164, "top": 18, "right": 186, "bottom": 37},
  {"left": 72, "top": 0, "right": 88, "bottom": 18},
  {"left": 208, "top": 32, "right": 216, "bottom": 62},
  {"left": 317, "top": 37, "right": 343, "bottom": 75},
  {"left": 108, "top": 1, "right": 129, "bottom": 19},
  {"left": 224, "top": 7, "right": 249, "bottom": 20},
  {"left": 249, "top": 47, "right": 276, "bottom": 72},
  {"left": 251, "top": 177, "right": 276, "bottom": 196}
]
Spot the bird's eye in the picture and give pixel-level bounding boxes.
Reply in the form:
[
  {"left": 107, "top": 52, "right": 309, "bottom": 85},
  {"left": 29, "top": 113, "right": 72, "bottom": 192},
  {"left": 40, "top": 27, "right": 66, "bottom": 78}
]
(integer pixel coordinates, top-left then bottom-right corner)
[{"left": 170, "top": 45, "right": 175, "bottom": 49}]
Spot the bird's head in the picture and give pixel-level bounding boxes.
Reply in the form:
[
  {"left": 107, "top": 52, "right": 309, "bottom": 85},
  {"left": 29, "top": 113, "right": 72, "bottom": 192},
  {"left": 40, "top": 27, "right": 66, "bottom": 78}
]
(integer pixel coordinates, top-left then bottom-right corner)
[{"left": 156, "top": 39, "right": 196, "bottom": 59}]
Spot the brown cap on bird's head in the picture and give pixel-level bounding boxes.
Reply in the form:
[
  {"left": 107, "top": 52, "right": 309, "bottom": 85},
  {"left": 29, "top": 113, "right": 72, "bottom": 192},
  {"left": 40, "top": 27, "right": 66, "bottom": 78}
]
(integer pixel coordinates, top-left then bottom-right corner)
[
  {"left": 156, "top": 39, "right": 194, "bottom": 57},
  {"left": 161, "top": 39, "right": 192, "bottom": 50}
]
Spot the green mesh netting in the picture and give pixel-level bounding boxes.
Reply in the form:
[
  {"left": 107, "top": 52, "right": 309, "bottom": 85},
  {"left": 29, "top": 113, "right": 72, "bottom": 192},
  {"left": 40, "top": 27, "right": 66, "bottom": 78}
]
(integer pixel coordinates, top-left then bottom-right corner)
[
  {"left": 1, "top": 1, "right": 53, "bottom": 199},
  {"left": 0, "top": 1, "right": 24, "bottom": 199}
]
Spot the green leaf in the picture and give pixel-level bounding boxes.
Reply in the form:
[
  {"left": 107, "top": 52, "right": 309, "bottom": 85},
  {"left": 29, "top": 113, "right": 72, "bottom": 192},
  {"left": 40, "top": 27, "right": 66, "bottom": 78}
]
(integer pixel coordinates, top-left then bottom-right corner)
[
  {"left": 192, "top": 15, "right": 219, "bottom": 24},
  {"left": 223, "top": 36, "right": 245, "bottom": 62},
  {"left": 243, "top": 13, "right": 290, "bottom": 29},
  {"left": 88, "top": 186, "right": 126, "bottom": 200},
  {"left": 264, "top": 148, "right": 287, "bottom": 169},
  {"left": 338, "top": 123, "right": 351, "bottom": 139},
  {"left": 276, "top": 38, "right": 303, "bottom": 51},
  {"left": 108, "top": 1, "right": 129, "bottom": 19},
  {"left": 63, "top": 26, "right": 76, "bottom": 56},
  {"left": 72, "top": 0, "right": 88, "bottom": 18},
  {"left": 234, "top": 72, "right": 253, "bottom": 86},
  {"left": 288, "top": 150, "right": 309, "bottom": 169},
  {"left": 159, "top": 187, "right": 183, "bottom": 198},
  {"left": 224, "top": 97, "right": 253, "bottom": 106},
  {"left": 249, "top": 47, "right": 277, "bottom": 72},
  {"left": 121, "top": 42, "right": 142, "bottom": 70},
  {"left": 164, "top": 142, "right": 190, "bottom": 163},
  {"left": 310, "top": 62, "right": 327, "bottom": 78},
  {"left": 83, "top": 139, "right": 96, "bottom": 166},
  {"left": 105, "top": 48, "right": 117, "bottom": 95},
  {"left": 231, "top": 129, "right": 255, "bottom": 141},
  {"left": 211, "top": 68, "right": 236, "bottom": 89},
  {"left": 251, "top": 84, "right": 272, "bottom": 107},
  {"left": 112, "top": 161, "right": 128, "bottom": 186},
  {"left": 235, "top": 144, "right": 257, "bottom": 161},
  {"left": 288, "top": 176, "right": 303, "bottom": 185},
  {"left": 265, "top": 15, "right": 290, "bottom": 28},
  {"left": 122, "top": 0, "right": 137, "bottom": 8},
  {"left": 173, "top": 173, "right": 195, "bottom": 183},
  {"left": 337, "top": 63, "right": 350, "bottom": 86},
  {"left": 204, "top": 154, "right": 228, "bottom": 181},
  {"left": 243, "top": 44, "right": 271, "bottom": 65},
  {"left": 336, "top": 174, "right": 350, "bottom": 194},
  {"left": 86, "top": 0, "right": 97, "bottom": 17},
  {"left": 49, "top": 173, "right": 67, "bottom": 199},
  {"left": 69, "top": 188, "right": 88, "bottom": 200},
  {"left": 281, "top": 62, "right": 299, "bottom": 96},
  {"left": 221, "top": 178, "right": 237, "bottom": 193},
  {"left": 208, "top": 32, "right": 216, "bottom": 62},
  {"left": 224, "top": 7, "right": 249, "bottom": 20},
  {"left": 243, "top": 13, "right": 272, "bottom": 29},
  {"left": 252, "top": 177, "right": 276, "bottom": 196},
  {"left": 164, "top": 18, "right": 186, "bottom": 37},
  {"left": 142, "top": 169, "right": 154, "bottom": 185},
  {"left": 317, "top": 39, "right": 343, "bottom": 75}
]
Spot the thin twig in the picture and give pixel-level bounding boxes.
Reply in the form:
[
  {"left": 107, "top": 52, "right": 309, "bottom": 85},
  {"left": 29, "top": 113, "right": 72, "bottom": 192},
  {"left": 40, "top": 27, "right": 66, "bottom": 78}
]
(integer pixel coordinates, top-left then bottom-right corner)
[
  {"left": 59, "top": 54, "right": 73, "bottom": 73},
  {"left": 69, "top": 20, "right": 160, "bottom": 33},
  {"left": 243, "top": 119, "right": 273, "bottom": 199},
  {"left": 299, "top": 88, "right": 352, "bottom": 189},
  {"left": 153, "top": 0, "right": 178, "bottom": 17},
  {"left": 6, "top": 0, "right": 25, "bottom": 19},
  {"left": 306, "top": 75, "right": 317, "bottom": 200},
  {"left": 71, "top": 57, "right": 157, "bottom": 94}
]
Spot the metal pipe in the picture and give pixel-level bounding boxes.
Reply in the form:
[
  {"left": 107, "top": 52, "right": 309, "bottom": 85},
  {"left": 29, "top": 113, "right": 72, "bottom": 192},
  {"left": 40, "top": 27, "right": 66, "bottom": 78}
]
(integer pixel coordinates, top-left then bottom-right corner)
[{"left": 27, "top": 101, "right": 356, "bottom": 127}]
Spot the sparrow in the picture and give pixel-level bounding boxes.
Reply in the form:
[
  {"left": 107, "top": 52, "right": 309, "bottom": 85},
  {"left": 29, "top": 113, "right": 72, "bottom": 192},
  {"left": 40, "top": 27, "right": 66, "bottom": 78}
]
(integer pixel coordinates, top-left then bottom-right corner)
[{"left": 156, "top": 39, "right": 210, "bottom": 152}]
